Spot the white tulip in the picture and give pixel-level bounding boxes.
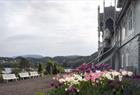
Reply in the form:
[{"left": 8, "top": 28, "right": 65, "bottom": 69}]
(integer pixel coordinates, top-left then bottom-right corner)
[
  {"left": 119, "top": 75, "right": 123, "bottom": 81},
  {"left": 121, "top": 70, "right": 128, "bottom": 76},
  {"left": 127, "top": 71, "right": 133, "bottom": 76},
  {"left": 59, "top": 79, "right": 65, "bottom": 83},
  {"left": 65, "top": 88, "right": 68, "bottom": 91},
  {"left": 77, "top": 89, "right": 80, "bottom": 92},
  {"left": 112, "top": 71, "right": 120, "bottom": 77},
  {"left": 103, "top": 72, "right": 114, "bottom": 80}
]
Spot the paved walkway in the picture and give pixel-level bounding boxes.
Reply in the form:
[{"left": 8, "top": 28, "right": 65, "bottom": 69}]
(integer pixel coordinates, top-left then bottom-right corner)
[{"left": 0, "top": 76, "right": 54, "bottom": 95}]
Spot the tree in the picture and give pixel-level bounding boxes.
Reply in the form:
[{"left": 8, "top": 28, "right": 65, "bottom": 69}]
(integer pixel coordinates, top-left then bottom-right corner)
[
  {"left": 12, "top": 68, "right": 21, "bottom": 76},
  {"left": 11, "top": 63, "right": 19, "bottom": 68},
  {"left": 56, "top": 65, "right": 64, "bottom": 73},
  {"left": 45, "top": 59, "right": 64, "bottom": 74},
  {"left": 18, "top": 57, "right": 30, "bottom": 70},
  {"left": 38, "top": 63, "right": 43, "bottom": 74},
  {"left": 46, "top": 59, "right": 54, "bottom": 74},
  {"left": 0, "top": 64, "right": 3, "bottom": 74},
  {"left": 0, "top": 63, "right": 3, "bottom": 69},
  {"left": 62, "top": 62, "right": 68, "bottom": 68},
  {"left": 53, "top": 64, "right": 57, "bottom": 74}
]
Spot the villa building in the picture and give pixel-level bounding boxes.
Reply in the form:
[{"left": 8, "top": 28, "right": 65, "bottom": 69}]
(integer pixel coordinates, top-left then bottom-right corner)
[{"left": 96, "top": 0, "right": 140, "bottom": 74}]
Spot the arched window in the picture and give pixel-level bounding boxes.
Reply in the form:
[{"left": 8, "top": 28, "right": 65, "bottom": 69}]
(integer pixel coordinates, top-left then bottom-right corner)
[
  {"left": 121, "top": 54, "right": 124, "bottom": 68},
  {"left": 128, "top": 10, "right": 133, "bottom": 32},
  {"left": 105, "top": 18, "right": 114, "bottom": 32},
  {"left": 100, "top": 22, "right": 103, "bottom": 27},
  {"left": 126, "top": 53, "right": 129, "bottom": 67}
]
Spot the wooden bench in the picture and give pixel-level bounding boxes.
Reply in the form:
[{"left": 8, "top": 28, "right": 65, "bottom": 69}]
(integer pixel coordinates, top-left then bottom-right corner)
[
  {"left": 2, "top": 74, "right": 17, "bottom": 82},
  {"left": 29, "top": 71, "right": 40, "bottom": 78},
  {"left": 19, "top": 72, "right": 30, "bottom": 79}
]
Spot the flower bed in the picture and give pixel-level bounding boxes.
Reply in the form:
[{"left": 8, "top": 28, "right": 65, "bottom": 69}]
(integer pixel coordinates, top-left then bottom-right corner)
[{"left": 48, "top": 70, "right": 140, "bottom": 95}]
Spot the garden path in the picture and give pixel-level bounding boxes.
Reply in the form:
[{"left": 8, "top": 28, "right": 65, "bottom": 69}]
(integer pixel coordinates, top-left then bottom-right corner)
[{"left": 0, "top": 75, "right": 54, "bottom": 95}]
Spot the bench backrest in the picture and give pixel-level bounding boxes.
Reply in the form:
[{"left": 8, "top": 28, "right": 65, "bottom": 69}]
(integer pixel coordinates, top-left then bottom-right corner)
[
  {"left": 19, "top": 72, "right": 30, "bottom": 78},
  {"left": 2, "top": 74, "right": 17, "bottom": 80},
  {"left": 30, "top": 71, "right": 39, "bottom": 77}
]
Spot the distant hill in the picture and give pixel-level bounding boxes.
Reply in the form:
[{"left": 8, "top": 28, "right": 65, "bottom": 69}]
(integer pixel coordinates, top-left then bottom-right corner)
[
  {"left": 0, "top": 52, "right": 98, "bottom": 68},
  {"left": 16, "top": 54, "right": 44, "bottom": 59},
  {"left": 52, "top": 52, "right": 98, "bottom": 68}
]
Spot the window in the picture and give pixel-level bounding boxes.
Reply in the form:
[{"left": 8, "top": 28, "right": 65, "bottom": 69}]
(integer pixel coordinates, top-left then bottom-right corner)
[
  {"left": 129, "top": 10, "right": 133, "bottom": 31},
  {"left": 121, "top": 54, "right": 124, "bottom": 68},
  {"left": 105, "top": 18, "right": 114, "bottom": 33},
  {"left": 126, "top": 53, "right": 129, "bottom": 66},
  {"left": 118, "top": 28, "right": 120, "bottom": 46},
  {"left": 100, "top": 32, "right": 103, "bottom": 42},
  {"left": 115, "top": 33, "right": 118, "bottom": 42},
  {"left": 122, "top": 26, "right": 125, "bottom": 41}
]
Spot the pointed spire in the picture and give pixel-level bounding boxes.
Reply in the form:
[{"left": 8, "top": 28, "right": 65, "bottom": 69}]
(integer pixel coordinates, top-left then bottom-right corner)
[
  {"left": 103, "top": 0, "right": 105, "bottom": 8},
  {"left": 110, "top": 2, "right": 112, "bottom": 6},
  {"left": 98, "top": 5, "right": 100, "bottom": 12},
  {"left": 114, "top": 0, "right": 116, "bottom": 8}
]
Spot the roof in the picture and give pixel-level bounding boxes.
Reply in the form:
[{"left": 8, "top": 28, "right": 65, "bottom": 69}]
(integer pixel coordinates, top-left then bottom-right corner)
[{"left": 116, "top": 0, "right": 131, "bottom": 25}]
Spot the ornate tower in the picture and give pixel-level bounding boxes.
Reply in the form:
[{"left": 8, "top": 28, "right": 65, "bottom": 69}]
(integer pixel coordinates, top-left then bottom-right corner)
[{"left": 98, "top": 0, "right": 116, "bottom": 61}]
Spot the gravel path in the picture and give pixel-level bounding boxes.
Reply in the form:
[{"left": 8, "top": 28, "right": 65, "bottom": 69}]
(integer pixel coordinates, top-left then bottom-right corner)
[{"left": 0, "top": 76, "right": 54, "bottom": 95}]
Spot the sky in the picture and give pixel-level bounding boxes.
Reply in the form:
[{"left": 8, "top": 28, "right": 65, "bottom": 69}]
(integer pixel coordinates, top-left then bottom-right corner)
[{"left": 0, "top": 0, "right": 116, "bottom": 57}]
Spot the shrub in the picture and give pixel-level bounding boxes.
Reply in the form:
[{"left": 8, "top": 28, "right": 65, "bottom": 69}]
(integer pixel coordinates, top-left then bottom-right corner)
[
  {"left": 35, "top": 92, "right": 45, "bottom": 95},
  {"left": 12, "top": 68, "right": 22, "bottom": 76},
  {"left": 46, "top": 60, "right": 64, "bottom": 75}
]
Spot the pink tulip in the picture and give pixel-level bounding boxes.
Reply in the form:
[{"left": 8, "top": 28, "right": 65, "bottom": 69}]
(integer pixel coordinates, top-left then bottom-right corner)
[{"left": 84, "top": 72, "right": 90, "bottom": 80}]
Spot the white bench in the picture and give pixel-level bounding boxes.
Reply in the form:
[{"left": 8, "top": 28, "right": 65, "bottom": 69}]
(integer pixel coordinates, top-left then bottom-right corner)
[
  {"left": 29, "top": 71, "right": 40, "bottom": 77},
  {"left": 2, "top": 74, "right": 17, "bottom": 82},
  {"left": 19, "top": 72, "right": 30, "bottom": 79}
]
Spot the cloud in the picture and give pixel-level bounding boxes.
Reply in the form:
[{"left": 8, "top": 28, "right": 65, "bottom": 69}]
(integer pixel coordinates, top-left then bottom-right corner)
[{"left": 0, "top": 0, "right": 101, "bottom": 57}]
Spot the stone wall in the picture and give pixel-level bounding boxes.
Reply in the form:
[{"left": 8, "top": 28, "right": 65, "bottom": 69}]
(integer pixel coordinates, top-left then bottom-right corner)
[
  {"left": 119, "top": 37, "right": 139, "bottom": 74},
  {"left": 113, "top": 0, "right": 140, "bottom": 74}
]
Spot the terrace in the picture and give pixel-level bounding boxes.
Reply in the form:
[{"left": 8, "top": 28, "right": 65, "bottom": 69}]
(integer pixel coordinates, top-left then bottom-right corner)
[{"left": 0, "top": 75, "right": 54, "bottom": 95}]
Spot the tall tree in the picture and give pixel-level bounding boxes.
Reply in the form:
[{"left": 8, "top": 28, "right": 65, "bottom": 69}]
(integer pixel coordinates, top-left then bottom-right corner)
[
  {"left": 53, "top": 64, "right": 57, "bottom": 74},
  {"left": 38, "top": 63, "right": 43, "bottom": 74},
  {"left": 46, "top": 59, "right": 54, "bottom": 74}
]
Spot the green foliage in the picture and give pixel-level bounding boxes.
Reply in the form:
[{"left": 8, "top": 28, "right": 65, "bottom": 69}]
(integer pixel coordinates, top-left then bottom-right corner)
[
  {"left": 18, "top": 57, "right": 30, "bottom": 69},
  {"left": 35, "top": 92, "right": 45, "bottom": 95},
  {"left": 47, "top": 79, "right": 140, "bottom": 95},
  {"left": 0, "top": 52, "right": 98, "bottom": 70},
  {"left": 56, "top": 65, "right": 64, "bottom": 73},
  {"left": 47, "top": 59, "right": 54, "bottom": 66},
  {"left": 53, "top": 52, "right": 98, "bottom": 68},
  {"left": 12, "top": 68, "right": 22, "bottom": 76},
  {"left": 45, "top": 59, "right": 64, "bottom": 75},
  {"left": 11, "top": 63, "right": 19, "bottom": 68},
  {"left": 48, "top": 86, "right": 66, "bottom": 95},
  {"left": 53, "top": 64, "right": 57, "bottom": 74},
  {"left": 0, "top": 68, "right": 2, "bottom": 74},
  {"left": 0, "top": 64, "right": 3, "bottom": 69},
  {"left": 38, "top": 63, "right": 43, "bottom": 74},
  {"left": 0, "top": 56, "right": 64, "bottom": 75},
  {"left": 124, "top": 80, "right": 140, "bottom": 95},
  {"left": 53, "top": 64, "right": 64, "bottom": 74},
  {"left": 46, "top": 59, "right": 54, "bottom": 74},
  {"left": 0, "top": 74, "right": 2, "bottom": 82}
]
